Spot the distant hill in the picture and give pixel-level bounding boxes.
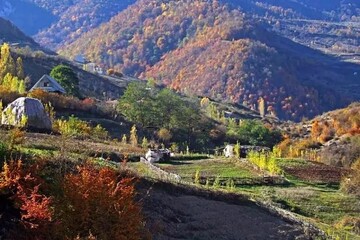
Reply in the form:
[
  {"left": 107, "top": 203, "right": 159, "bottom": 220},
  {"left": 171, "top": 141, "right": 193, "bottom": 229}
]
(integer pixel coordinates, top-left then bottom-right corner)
[
  {"left": 2, "top": 0, "right": 359, "bottom": 120},
  {"left": 0, "top": 0, "right": 57, "bottom": 35},
  {"left": 31, "top": 0, "right": 135, "bottom": 50},
  {"left": 0, "top": 17, "right": 39, "bottom": 47},
  {"left": 59, "top": 0, "right": 360, "bottom": 121}
]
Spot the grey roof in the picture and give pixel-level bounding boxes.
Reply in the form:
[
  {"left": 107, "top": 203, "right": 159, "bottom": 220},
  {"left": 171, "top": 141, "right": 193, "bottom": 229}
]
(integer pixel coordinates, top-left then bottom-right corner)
[{"left": 30, "top": 75, "right": 66, "bottom": 94}]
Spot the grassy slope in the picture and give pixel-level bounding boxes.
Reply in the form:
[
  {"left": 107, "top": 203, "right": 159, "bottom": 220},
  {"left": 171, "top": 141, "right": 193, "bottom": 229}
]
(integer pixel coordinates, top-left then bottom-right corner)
[
  {"left": 1, "top": 128, "right": 358, "bottom": 239},
  {"left": 154, "top": 157, "right": 360, "bottom": 239}
]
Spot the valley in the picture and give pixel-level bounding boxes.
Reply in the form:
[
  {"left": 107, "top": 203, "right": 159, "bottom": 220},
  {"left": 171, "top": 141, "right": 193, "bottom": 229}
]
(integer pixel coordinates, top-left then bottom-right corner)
[{"left": 0, "top": 1, "right": 359, "bottom": 239}]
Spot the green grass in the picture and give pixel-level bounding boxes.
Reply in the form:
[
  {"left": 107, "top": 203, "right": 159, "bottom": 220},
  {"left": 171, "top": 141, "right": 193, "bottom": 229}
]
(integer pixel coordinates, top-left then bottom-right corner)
[
  {"left": 154, "top": 156, "right": 360, "bottom": 239},
  {"left": 156, "top": 158, "right": 258, "bottom": 181},
  {"left": 4, "top": 129, "right": 358, "bottom": 239}
]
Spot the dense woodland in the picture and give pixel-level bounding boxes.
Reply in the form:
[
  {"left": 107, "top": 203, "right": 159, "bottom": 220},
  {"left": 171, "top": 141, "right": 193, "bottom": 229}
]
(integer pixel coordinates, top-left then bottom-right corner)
[{"left": 57, "top": 0, "right": 358, "bottom": 121}]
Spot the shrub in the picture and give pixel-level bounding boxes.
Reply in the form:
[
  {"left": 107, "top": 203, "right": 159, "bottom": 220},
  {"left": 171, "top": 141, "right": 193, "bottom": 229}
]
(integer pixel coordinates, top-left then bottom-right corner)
[
  {"left": 335, "top": 216, "right": 360, "bottom": 234},
  {"left": 28, "top": 89, "right": 96, "bottom": 112},
  {"left": 341, "top": 159, "right": 360, "bottom": 196},
  {"left": 0, "top": 160, "right": 53, "bottom": 238},
  {"left": 92, "top": 124, "right": 109, "bottom": 140},
  {"left": 0, "top": 86, "right": 23, "bottom": 105},
  {"left": 56, "top": 165, "right": 145, "bottom": 239},
  {"left": 54, "top": 116, "right": 92, "bottom": 138}
]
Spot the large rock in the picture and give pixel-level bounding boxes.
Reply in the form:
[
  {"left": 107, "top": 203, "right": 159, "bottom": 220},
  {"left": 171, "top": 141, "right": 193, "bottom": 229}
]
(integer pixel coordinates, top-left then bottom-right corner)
[{"left": 1, "top": 97, "right": 52, "bottom": 130}]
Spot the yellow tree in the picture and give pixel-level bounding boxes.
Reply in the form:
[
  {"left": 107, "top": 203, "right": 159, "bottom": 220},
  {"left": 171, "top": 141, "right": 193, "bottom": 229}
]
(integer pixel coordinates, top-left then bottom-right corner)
[
  {"left": 0, "top": 43, "right": 16, "bottom": 80},
  {"left": 258, "top": 97, "right": 266, "bottom": 118},
  {"left": 129, "top": 125, "right": 138, "bottom": 146}
]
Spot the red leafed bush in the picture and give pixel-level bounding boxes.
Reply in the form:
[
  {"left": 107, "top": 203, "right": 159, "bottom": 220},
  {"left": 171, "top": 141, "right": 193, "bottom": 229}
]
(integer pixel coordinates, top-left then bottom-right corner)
[
  {"left": 27, "top": 89, "right": 96, "bottom": 112},
  {"left": 0, "top": 161, "right": 147, "bottom": 239},
  {"left": 56, "top": 165, "right": 147, "bottom": 240},
  {"left": 0, "top": 160, "right": 53, "bottom": 238}
]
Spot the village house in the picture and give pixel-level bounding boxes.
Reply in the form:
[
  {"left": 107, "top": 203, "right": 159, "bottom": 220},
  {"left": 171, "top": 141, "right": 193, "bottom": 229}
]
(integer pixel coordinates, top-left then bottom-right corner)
[{"left": 29, "top": 74, "right": 66, "bottom": 94}]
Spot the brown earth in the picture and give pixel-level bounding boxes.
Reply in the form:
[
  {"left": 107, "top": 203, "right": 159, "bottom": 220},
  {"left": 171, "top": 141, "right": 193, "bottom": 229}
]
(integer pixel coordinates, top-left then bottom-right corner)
[
  {"left": 140, "top": 181, "right": 324, "bottom": 240},
  {"left": 284, "top": 162, "right": 350, "bottom": 183}
]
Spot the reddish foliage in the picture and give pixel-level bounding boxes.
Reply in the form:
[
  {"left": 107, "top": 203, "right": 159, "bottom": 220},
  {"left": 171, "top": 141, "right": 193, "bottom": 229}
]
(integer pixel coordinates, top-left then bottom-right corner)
[
  {"left": 28, "top": 89, "right": 96, "bottom": 112},
  {"left": 56, "top": 165, "right": 147, "bottom": 240},
  {"left": 0, "top": 160, "right": 53, "bottom": 238}
]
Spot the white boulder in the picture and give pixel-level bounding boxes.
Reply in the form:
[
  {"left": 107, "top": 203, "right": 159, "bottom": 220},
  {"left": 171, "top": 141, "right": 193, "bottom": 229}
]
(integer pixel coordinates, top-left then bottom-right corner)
[{"left": 1, "top": 97, "right": 52, "bottom": 130}]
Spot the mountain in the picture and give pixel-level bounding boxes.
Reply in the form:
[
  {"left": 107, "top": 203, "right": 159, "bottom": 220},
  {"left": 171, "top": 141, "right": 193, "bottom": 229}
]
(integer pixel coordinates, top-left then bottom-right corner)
[
  {"left": 0, "top": 17, "right": 39, "bottom": 47},
  {"left": 1, "top": 0, "right": 358, "bottom": 59},
  {"left": 1, "top": 0, "right": 359, "bottom": 120},
  {"left": 32, "top": 0, "right": 135, "bottom": 50},
  {"left": 59, "top": 0, "right": 360, "bottom": 121},
  {"left": 0, "top": 0, "right": 135, "bottom": 49},
  {"left": 223, "top": 0, "right": 360, "bottom": 63},
  {"left": 0, "top": 0, "right": 57, "bottom": 36}
]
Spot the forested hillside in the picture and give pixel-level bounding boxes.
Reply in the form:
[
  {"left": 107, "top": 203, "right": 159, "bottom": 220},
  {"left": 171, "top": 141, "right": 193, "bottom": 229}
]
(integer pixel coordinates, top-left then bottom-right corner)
[
  {"left": 1, "top": 0, "right": 359, "bottom": 120},
  {"left": 32, "top": 0, "right": 135, "bottom": 50},
  {"left": 0, "top": 0, "right": 135, "bottom": 49},
  {"left": 60, "top": 0, "right": 359, "bottom": 120}
]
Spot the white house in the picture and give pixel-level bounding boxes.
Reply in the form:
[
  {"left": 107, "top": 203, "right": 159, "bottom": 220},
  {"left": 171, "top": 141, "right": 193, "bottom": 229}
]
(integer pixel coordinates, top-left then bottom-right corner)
[
  {"left": 29, "top": 74, "right": 66, "bottom": 94},
  {"left": 224, "top": 144, "right": 235, "bottom": 158}
]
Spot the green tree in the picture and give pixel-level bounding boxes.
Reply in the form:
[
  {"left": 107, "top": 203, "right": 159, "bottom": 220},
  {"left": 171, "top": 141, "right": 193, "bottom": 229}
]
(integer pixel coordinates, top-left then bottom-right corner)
[
  {"left": 50, "top": 65, "right": 80, "bottom": 96},
  {"left": 117, "top": 82, "right": 156, "bottom": 127},
  {"left": 231, "top": 120, "right": 282, "bottom": 148}
]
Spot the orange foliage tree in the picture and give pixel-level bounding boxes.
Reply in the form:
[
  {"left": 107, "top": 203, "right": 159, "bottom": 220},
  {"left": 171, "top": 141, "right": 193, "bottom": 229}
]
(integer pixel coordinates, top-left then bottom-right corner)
[
  {"left": 0, "top": 160, "right": 53, "bottom": 238},
  {"left": 0, "top": 161, "right": 147, "bottom": 239},
  {"left": 55, "top": 165, "right": 146, "bottom": 240}
]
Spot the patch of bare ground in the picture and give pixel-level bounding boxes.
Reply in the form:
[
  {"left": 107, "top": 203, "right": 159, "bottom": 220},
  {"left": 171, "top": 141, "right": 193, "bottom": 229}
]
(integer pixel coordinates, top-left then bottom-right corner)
[
  {"left": 284, "top": 162, "right": 351, "bottom": 183},
  {"left": 139, "top": 181, "right": 324, "bottom": 240}
]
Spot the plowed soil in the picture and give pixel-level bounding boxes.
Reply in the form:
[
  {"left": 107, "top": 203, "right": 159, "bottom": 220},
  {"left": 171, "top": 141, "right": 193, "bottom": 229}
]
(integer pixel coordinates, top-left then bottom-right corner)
[{"left": 284, "top": 162, "right": 350, "bottom": 183}]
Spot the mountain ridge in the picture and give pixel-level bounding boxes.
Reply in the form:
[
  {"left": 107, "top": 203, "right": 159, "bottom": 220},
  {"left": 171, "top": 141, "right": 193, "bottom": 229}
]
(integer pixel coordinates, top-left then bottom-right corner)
[{"left": 58, "top": 0, "right": 359, "bottom": 120}]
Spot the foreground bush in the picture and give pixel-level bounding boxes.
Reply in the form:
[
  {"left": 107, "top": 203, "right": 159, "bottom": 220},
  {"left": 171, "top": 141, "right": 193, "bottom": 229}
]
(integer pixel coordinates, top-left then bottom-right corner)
[
  {"left": 0, "top": 160, "right": 53, "bottom": 238},
  {"left": 0, "top": 161, "right": 147, "bottom": 239},
  {"left": 55, "top": 165, "right": 146, "bottom": 239}
]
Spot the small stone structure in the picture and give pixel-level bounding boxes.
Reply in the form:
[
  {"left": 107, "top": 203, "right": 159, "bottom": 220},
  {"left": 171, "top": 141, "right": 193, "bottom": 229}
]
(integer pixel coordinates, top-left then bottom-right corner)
[
  {"left": 224, "top": 144, "right": 235, "bottom": 157},
  {"left": 145, "top": 149, "right": 171, "bottom": 163},
  {"left": 1, "top": 97, "right": 52, "bottom": 130}
]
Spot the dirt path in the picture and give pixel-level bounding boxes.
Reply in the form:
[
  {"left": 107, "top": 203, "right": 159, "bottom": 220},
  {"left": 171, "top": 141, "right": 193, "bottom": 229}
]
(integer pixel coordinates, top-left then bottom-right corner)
[{"left": 141, "top": 182, "right": 320, "bottom": 240}]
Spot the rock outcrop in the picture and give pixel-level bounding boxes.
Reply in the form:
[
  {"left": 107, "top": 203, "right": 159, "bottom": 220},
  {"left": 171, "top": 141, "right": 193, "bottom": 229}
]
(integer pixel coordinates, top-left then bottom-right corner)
[{"left": 1, "top": 97, "right": 52, "bottom": 130}]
